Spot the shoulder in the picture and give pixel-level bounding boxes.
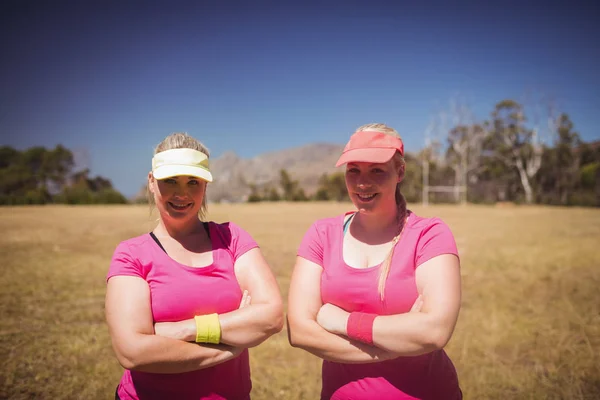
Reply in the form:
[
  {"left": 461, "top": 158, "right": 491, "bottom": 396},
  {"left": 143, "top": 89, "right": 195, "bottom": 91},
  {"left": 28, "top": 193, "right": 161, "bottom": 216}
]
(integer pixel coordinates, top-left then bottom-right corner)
[
  {"left": 406, "top": 212, "right": 459, "bottom": 263},
  {"left": 301, "top": 213, "right": 348, "bottom": 242},
  {"left": 406, "top": 212, "right": 456, "bottom": 246},
  {"left": 207, "top": 221, "right": 258, "bottom": 257},
  {"left": 209, "top": 220, "right": 251, "bottom": 237},
  {"left": 299, "top": 212, "right": 350, "bottom": 245},
  {"left": 406, "top": 212, "right": 453, "bottom": 234},
  {"left": 108, "top": 234, "right": 154, "bottom": 280},
  {"left": 297, "top": 213, "right": 347, "bottom": 262},
  {"left": 307, "top": 213, "right": 347, "bottom": 232},
  {"left": 113, "top": 233, "right": 153, "bottom": 255}
]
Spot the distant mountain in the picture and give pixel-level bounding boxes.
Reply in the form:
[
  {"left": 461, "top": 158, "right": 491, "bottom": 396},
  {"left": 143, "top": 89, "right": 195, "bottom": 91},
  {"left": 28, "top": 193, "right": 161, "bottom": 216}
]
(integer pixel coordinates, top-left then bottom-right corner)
[
  {"left": 127, "top": 142, "right": 346, "bottom": 203},
  {"left": 207, "top": 142, "right": 345, "bottom": 202}
]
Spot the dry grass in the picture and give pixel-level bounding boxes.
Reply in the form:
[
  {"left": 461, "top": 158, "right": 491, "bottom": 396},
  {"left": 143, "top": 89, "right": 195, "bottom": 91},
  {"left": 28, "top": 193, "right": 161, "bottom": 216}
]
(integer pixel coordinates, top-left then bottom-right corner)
[{"left": 0, "top": 203, "right": 599, "bottom": 399}]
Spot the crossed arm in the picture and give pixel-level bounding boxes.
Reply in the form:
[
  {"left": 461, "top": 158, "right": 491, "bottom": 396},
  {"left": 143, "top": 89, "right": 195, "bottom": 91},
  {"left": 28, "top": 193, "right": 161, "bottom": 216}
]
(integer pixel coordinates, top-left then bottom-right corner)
[
  {"left": 105, "top": 247, "right": 283, "bottom": 374},
  {"left": 286, "top": 254, "right": 461, "bottom": 363}
]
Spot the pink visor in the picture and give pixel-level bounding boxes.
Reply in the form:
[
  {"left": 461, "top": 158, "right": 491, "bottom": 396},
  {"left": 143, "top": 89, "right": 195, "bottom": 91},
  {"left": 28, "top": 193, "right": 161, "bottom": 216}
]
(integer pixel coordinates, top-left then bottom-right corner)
[{"left": 335, "top": 131, "right": 404, "bottom": 167}]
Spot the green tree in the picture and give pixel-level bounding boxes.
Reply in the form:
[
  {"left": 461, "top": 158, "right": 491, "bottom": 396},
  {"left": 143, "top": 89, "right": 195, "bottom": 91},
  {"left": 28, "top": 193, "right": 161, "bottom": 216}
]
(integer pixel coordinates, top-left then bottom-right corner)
[
  {"left": 0, "top": 145, "right": 127, "bottom": 205},
  {"left": 537, "top": 114, "right": 581, "bottom": 205},
  {"left": 314, "top": 172, "right": 348, "bottom": 202},
  {"left": 402, "top": 153, "right": 422, "bottom": 203},
  {"left": 95, "top": 189, "right": 128, "bottom": 204},
  {"left": 265, "top": 187, "right": 281, "bottom": 201},
  {"left": 44, "top": 145, "right": 74, "bottom": 190},
  {"left": 313, "top": 174, "right": 331, "bottom": 201},
  {"left": 292, "top": 187, "right": 309, "bottom": 201},
  {"left": 279, "top": 169, "right": 298, "bottom": 201},
  {"left": 0, "top": 146, "right": 48, "bottom": 204},
  {"left": 247, "top": 183, "right": 262, "bottom": 202},
  {"left": 0, "top": 146, "right": 20, "bottom": 169},
  {"left": 487, "top": 100, "right": 543, "bottom": 204},
  {"left": 57, "top": 168, "right": 127, "bottom": 204},
  {"left": 328, "top": 172, "right": 348, "bottom": 201}
]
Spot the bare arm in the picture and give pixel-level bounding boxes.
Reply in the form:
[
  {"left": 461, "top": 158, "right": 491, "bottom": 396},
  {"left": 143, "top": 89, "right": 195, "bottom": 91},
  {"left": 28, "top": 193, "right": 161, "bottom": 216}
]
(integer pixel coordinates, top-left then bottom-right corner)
[
  {"left": 287, "top": 256, "right": 399, "bottom": 363},
  {"left": 321, "top": 254, "right": 461, "bottom": 356},
  {"left": 154, "top": 248, "right": 284, "bottom": 348},
  {"left": 220, "top": 247, "right": 284, "bottom": 346},
  {"left": 373, "top": 254, "right": 461, "bottom": 353},
  {"left": 105, "top": 276, "right": 242, "bottom": 373}
]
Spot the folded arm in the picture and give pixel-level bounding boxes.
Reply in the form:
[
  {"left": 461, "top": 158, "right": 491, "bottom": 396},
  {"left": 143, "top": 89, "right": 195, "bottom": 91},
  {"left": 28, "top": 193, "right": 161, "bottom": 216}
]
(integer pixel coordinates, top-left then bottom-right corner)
[
  {"left": 287, "top": 256, "right": 399, "bottom": 364},
  {"left": 105, "top": 276, "right": 241, "bottom": 374},
  {"left": 220, "top": 247, "right": 284, "bottom": 346},
  {"left": 320, "top": 254, "right": 462, "bottom": 356},
  {"left": 154, "top": 247, "right": 284, "bottom": 348}
]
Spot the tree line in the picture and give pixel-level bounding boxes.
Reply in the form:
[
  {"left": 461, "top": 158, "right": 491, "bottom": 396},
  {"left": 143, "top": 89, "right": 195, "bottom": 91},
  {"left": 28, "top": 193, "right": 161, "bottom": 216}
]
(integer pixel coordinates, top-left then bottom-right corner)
[
  {"left": 247, "top": 99, "right": 600, "bottom": 207},
  {"left": 246, "top": 169, "right": 348, "bottom": 203},
  {"left": 3, "top": 98, "right": 598, "bottom": 207},
  {"left": 0, "top": 145, "right": 127, "bottom": 205}
]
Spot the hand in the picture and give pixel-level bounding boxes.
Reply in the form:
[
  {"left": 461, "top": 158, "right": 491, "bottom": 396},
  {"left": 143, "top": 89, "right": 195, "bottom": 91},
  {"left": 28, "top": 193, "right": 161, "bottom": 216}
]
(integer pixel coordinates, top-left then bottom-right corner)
[
  {"left": 317, "top": 303, "right": 350, "bottom": 335},
  {"left": 154, "top": 290, "right": 250, "bottom": 342},
  {"left": 316, "top": 295, "right": 422, "bottom": 335},
  {"left": 228, "top": 345, "right": 245, "bottom": 358}
]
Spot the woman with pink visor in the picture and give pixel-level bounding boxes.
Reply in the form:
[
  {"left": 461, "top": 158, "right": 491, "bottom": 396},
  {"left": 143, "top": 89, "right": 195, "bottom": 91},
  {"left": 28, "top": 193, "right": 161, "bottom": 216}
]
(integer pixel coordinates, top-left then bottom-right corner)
[{"left": 287, "top": 123, "right": 462, "bottom": 399}]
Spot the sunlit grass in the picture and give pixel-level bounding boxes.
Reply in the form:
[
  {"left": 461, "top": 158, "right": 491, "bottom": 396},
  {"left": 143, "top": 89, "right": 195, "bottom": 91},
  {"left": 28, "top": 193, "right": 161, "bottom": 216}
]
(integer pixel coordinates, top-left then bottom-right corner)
[{"left": 1, "top": 203, "right": 599, "bottom": 399}]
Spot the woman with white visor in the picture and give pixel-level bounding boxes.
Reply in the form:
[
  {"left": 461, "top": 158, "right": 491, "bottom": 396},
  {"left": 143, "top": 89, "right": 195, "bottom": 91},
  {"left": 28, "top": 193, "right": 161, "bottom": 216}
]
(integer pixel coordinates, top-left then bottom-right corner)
[{"left": 105, "top": 132, "right": 283, "bottom": 400}]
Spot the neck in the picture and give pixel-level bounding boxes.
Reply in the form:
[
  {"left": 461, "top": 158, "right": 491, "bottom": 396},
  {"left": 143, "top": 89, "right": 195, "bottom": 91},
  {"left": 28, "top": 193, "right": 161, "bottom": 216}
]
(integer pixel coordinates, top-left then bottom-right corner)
[
  {"left": 354, "top": 203, "right": 401, "bottom": 238},
  {"left": 155, "top": 216, "right": 204, "bottom": 240}
]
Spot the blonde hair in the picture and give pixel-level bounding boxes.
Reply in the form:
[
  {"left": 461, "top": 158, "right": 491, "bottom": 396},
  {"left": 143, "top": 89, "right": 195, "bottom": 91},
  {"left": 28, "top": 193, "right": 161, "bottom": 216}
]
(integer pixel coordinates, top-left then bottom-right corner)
[
  {"left": 148, "top": 132, "right": 211, "bottom": 220},
  {"left": 354, "top": 123, "right": 408, "bottom": 300}
]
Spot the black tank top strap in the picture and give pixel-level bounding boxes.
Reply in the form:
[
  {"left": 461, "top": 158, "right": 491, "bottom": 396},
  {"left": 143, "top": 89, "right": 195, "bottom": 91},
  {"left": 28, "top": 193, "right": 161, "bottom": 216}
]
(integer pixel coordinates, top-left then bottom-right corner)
[
  {"left": 150, "top": 222, "right": 211, "bottom": 254},
  {"left": 149, "top": 232, "right": 167, "bottom": 254}
]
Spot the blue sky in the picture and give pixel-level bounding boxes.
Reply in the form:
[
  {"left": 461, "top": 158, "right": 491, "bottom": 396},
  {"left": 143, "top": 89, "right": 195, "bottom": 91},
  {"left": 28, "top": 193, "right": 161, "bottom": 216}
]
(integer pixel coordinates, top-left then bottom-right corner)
[{"left": 1, "top": 0, "right": 599, "bottom": 197}]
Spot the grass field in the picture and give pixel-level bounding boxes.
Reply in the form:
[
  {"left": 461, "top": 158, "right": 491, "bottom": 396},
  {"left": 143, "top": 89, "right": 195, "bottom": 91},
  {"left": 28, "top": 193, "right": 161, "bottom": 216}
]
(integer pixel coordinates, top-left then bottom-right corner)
[{"left": 1, "top": 203, "right": 599, "bottom": 400}]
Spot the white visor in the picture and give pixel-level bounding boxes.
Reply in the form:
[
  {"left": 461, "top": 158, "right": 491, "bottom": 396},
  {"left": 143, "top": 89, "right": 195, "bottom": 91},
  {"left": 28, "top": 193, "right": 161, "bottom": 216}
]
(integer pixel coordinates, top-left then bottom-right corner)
[{"left": 152, "top": 148, "right": 213, "bottom": 182}]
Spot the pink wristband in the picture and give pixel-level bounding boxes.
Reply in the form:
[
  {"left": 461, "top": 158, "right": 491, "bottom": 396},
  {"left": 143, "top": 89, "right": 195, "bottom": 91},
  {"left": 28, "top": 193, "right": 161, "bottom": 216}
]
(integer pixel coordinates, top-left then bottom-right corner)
[{"left": 346, "top": 312, "right": 377, "bottom": 344}]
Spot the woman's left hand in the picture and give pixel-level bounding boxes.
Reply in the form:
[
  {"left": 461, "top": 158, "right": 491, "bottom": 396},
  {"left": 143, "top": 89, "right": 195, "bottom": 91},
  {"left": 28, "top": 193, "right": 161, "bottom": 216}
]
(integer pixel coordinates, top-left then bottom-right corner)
[
  {"left": 316, "top": 303, "right": 350, "bottom": 335},
  {"left": 154, "top": 291, "right": 251, "bottom": 342},
  {"left": 317, "top": 295, "right": 424, "bottom": 336}
]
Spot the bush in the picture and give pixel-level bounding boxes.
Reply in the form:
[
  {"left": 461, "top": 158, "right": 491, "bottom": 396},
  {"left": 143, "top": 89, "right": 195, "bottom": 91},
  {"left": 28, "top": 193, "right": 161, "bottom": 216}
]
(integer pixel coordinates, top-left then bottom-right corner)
[
  {"left": 313, "top": 188, "right": 329, "bottom": 201},
  {"left": 568, "top": 190, "right": 598, "bottom": 207},
  {"left": 54, "top": 187, "right": 128, "bottom": 204},
  {"left": 247, "top": 193, "right": 262, "bottom": 203},
  {"left": 95, "top": 189, "right": 128, "bottom": 204},
  {"left": 24, "top": 189, "right": 50, "bottom": 204},
  {"left": 580, "top": 162, "right": 599, "bottom": 189}
]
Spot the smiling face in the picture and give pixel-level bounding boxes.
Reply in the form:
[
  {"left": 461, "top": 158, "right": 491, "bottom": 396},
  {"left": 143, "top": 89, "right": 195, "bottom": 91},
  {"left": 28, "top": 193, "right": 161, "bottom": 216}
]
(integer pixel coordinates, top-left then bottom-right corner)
[
  {"left": 345, "top": 158, "right": 403, "bottom": 214},
  {"left": 149, "top": 174, "right": 207, "bottom": 224}
]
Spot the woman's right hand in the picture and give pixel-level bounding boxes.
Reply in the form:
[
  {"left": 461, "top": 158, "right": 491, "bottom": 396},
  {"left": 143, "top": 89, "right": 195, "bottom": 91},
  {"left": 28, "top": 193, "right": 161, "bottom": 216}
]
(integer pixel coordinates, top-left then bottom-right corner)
[
  {"left": 227, "top": 345, "right": 245, "bottom": 358},
  {"left": 372, "top": 295, "right": 424, "bottom": 362}
]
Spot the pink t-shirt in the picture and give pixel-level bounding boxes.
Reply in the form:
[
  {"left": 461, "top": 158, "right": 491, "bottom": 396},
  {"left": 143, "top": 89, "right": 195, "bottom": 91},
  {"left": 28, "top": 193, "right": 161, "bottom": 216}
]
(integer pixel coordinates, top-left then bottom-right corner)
[
  {"left": 106, "top": 221, "right": 258, "bottom": 400},
  {"left": 298, "top": 212, "right": 462, "bottom": 400}
]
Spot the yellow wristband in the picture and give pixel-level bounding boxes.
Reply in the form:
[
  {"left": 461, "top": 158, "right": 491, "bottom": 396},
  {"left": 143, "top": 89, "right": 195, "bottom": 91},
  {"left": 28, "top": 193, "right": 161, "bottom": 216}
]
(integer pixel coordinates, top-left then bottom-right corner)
[{"left": 194, "top": 314, "right": 221, "bottom": 344}]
